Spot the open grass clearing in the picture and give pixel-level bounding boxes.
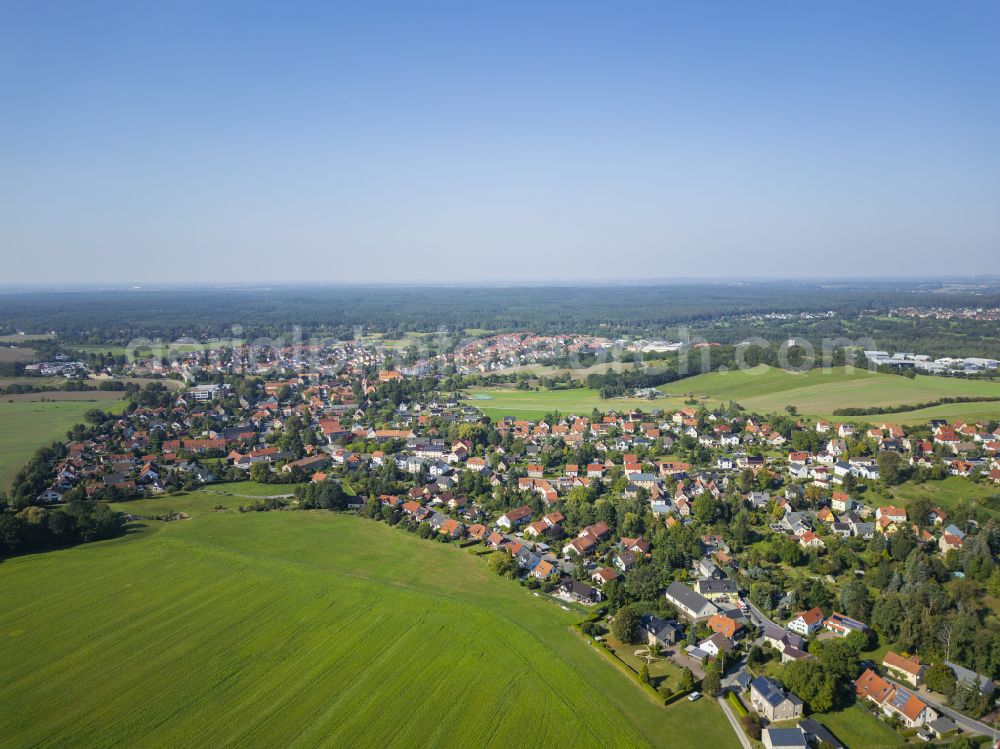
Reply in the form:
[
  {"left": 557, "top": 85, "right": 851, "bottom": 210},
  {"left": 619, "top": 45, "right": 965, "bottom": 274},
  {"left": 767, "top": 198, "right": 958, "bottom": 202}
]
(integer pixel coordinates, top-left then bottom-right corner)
[
  {"left": 0, "top": 347, "right": 37, "bottom": 363},
  {"left": 0, "top": 508, "right": 737, "bottom": 748},
  {"left": 658, "top": 365, "right": 1000, "bottom": 422},
  {"left": 0, "top": 399, "right": 127, "bottom": 490},
  {"left": 0, "top": 391, "right": 126, "bottom": 402},
  {"left": 463, "top": 387, "right": 687, "bottom": 420}
]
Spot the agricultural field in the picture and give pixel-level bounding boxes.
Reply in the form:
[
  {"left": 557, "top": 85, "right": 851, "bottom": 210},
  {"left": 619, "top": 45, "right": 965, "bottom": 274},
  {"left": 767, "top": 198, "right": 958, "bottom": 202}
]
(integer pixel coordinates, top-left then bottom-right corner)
[
  {"left": 0, "top": 390, "right": 126, "bottom": 403},
  {"left": 0, "top": 346, "right": 37, "bottom": 363},
  {"left": 463, "top": 366, "right": 1000, "bottom": 423},
  {"left": 463, "top": 387, "right": 687, "bottom": 421},
  {"left": 0, "top": 500, "right": 737, "bottom": 749},
  {"left": 73, "top": 339, "right": 246, "bottom": 359},
  {"left": 487, "top": 361, "right": 652, "bottom": 380},
  {"left": 0, "top": 333, "right": 56, "bottom": 343},
  {"left": 659, "top": 365, "right": 1000, "bottom": 423},
  {"left": 0, "top": 376, "right": 182, "bottom": 391},
  {"left": 0, "top": 399, "right": 126, "bottom": 490}
]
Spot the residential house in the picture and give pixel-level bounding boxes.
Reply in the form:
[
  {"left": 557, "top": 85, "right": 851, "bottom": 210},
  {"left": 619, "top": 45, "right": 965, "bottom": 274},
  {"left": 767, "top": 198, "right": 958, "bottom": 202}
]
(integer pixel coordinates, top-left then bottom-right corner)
[
  {"left": 707, "top": 613, "right": 743, "bottom": 640},
  {"left": 882, "top": 686, "right": 937, "bottom": 728},
  {"left": 558, "top": 579, "right": 602, "bottom": 604},
  {"left": 825, "top": 611, "right": 867, "bottom": 638},
  {"left": 497, "top": 505, "right": 532, "bottom": 530},
  {"left": 787, "top": 607, "right": 824, "bottom": 637},
  {"left": 665, "top": 581, "right": 718, "bottom": 620},
  {"left": 749, "top": 676, "right": 804, "bottom": 722},
  {"left": 640, "top": 614, "right": 682, "bottom": 648},
  {"left": 882, "top": 651, "right": 924, "bottom": 687},
  {"left": 762, "top": 727, "right": 808, "bottom": 749}
]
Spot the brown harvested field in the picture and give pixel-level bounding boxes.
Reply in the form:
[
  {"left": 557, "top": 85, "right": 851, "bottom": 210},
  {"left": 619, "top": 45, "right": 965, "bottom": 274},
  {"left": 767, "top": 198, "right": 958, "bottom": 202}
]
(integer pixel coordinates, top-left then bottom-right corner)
[
  {"left": 0, "top": 391, "right": 126, "bottom": 402},
  {"left": 0, "top": 347, "right": 38, "bottom": 362}
]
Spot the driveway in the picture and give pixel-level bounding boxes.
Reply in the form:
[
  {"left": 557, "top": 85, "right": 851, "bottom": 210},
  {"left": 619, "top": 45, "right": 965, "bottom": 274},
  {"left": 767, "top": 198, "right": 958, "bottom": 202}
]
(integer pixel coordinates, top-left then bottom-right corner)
[{"left": 717, "top": 694, "right": 753, "bottom": 749}]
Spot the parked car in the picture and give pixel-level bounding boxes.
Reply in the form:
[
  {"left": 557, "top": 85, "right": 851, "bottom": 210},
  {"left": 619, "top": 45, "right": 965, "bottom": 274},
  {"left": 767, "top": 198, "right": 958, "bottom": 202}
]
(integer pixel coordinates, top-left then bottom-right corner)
[{"left": 687, "top": 691, "right": 701, "bottom": 702}]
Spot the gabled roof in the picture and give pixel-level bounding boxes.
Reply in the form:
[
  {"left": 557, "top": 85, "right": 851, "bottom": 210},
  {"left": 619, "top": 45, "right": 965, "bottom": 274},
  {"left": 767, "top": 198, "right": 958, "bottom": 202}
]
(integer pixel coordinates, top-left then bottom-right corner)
[
  {"left": 883, "top": 651, "right": 922, "bottom": 677},
  {"left": 792, "top": 607, "right": 824, "bottom": 627},
  {"left": 750, "top": 675, "right": 793, "bottom": 707},
  {"left": 855, "top": 668, "right": 893, "bottom": 703}
]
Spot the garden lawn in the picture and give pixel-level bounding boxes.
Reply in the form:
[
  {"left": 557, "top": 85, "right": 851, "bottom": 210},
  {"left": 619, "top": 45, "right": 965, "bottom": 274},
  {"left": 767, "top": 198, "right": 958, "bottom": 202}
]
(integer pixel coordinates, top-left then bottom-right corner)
[
  {"left": 0, "top": 505, "right": 738, "bottom": 749},
  {"left": 809, "top": 705, "right": 904, "bottom": 748}
]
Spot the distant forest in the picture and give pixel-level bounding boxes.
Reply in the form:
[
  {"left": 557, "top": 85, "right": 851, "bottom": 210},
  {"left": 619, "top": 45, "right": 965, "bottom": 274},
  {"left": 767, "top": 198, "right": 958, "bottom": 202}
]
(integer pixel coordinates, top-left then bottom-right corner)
[{"left": 2, "top": 282, "right": 1000, "bottom": 358}]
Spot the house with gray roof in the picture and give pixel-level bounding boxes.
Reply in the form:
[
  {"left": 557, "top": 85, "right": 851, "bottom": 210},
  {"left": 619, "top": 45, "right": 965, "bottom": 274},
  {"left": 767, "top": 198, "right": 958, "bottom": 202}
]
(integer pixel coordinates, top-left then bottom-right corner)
[
  {"left": 762, "top": 726, "right": 807, "bottom": 749},
  {"left": 945, "top": 661, "right": 995, "bottom": 695},
  {"left": 665, "top": 581, "right": 718, "bottom": 620},
  {"left": 639, "top": 614, "right": 682, "bottom": 648},
  {"left": 750, "top": 676, "right": 803, "bottom": 722}
]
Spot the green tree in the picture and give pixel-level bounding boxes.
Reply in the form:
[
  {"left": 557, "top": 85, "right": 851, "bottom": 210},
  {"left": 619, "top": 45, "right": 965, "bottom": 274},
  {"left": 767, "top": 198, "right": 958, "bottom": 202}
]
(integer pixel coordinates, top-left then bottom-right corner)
[
  {"left": 488, "top": 549, "right": 518, "bottom": 579},
  {"left": 924, "top": 662, "right": 957, "bottom": 697},
  {"left": 639, "top": 663, "right": 651, "bottom": 685},
  {"left": 988, "top": 568, "right": 1000, "bottom": 599},
  {"left": 611, "top": 605, "right": 641, "bottom": 644},
  {"left": 702, "top": 664, "right": 721, "bottom": 697},
  {"left": 840, "top": 579, "right": 872, "bottom": 622},
  {"left": 249, "top": 461, "right": 270, "bottom": 483},
  {"left": 679, "top": 667, "right": 695, "bottom": 692}
]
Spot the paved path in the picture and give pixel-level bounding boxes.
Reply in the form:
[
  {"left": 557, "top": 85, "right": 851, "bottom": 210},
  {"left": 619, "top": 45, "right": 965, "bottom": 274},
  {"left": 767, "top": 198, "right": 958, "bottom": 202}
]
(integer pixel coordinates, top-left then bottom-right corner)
[{"left": 717, "top": 694, "right": 752, "bottom": 749}]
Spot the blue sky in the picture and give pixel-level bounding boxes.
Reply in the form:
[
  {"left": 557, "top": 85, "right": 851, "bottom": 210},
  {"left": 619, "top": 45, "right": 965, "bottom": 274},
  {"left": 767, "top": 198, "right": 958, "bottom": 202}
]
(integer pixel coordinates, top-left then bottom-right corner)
[{"left": 1, "top": 1, "right": 998, "bottom": 283}]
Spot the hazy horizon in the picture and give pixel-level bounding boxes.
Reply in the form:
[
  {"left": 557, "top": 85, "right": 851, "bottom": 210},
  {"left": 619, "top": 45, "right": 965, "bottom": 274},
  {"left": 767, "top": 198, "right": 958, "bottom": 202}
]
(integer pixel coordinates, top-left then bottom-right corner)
[{"left": 2, "top": 1, "right": 999, "bottom": 284}]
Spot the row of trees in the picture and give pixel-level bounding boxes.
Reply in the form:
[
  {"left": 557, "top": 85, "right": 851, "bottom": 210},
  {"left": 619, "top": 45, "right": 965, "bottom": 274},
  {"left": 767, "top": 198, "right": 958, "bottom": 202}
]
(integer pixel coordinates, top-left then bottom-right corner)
[{"left": 0, "top": 500, "right": 125, "bottom": 558}]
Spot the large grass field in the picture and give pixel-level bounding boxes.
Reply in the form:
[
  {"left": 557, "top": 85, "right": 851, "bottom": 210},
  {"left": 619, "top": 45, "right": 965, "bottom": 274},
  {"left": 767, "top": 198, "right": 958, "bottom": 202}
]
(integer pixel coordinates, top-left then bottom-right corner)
[
  {"left": 0, "top": 333, "right": 56, "bottom": 343},
  {"left": 0, "top": 399, "right": 126, "bottom": 490},
  {"left": 464, "top": 387, "right": 686, "bottom": 420},
  {"left": 464, "top": 367, "right": 1000, "bottom": 423},
  {"left": 659, "top": 365, "right": 1000, "bottom": 423},
  {"left": 0, "top": 346, "right": 37, "bottom": 363},
  {"left": 0, "top": 495, "right": 737, "bottom": 749}
]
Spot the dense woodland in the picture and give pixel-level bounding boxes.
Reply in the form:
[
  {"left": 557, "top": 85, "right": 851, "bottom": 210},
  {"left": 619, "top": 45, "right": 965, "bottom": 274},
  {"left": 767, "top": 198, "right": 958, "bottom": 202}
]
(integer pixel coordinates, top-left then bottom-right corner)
[{"left": 3, "top": 283, "right": 1000, "bottom": 358}]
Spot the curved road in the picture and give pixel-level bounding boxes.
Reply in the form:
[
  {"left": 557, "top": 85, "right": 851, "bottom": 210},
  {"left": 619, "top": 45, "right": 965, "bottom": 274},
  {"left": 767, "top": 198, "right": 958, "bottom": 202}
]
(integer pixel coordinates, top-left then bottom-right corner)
[{"left": 744, "top": 598, "right": 996, "bottom": 740}]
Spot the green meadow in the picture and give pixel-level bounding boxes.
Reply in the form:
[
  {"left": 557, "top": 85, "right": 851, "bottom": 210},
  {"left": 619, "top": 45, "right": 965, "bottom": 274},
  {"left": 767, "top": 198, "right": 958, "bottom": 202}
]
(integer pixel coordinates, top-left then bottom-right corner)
[
  {"left": 864, "top": 476, "right": 1000, "bottom": 521},
  {"left": 0, "top": 494, "right": 736, "bottom": 749},
  {"left": 662, "top": 365, "right": 1000, "bottom": 422},
  {"left": 463, "top": 387, "right": 686, "bottom": 420},
  {"left": 464, "top": 366, "right": 1000, "bottom": 423},
  {"left": 0, "top": 399, "right": 126, "bottom": 490}
]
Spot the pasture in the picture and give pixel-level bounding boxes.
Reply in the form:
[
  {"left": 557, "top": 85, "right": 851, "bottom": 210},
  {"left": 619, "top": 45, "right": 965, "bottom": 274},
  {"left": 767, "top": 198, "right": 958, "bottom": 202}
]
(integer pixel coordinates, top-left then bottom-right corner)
[
  {"left": 0, "top": 399, "right": 126, "bottom": 490},
  {"left": 0, "top": 500, "right": 736, "bottom": 749}
]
